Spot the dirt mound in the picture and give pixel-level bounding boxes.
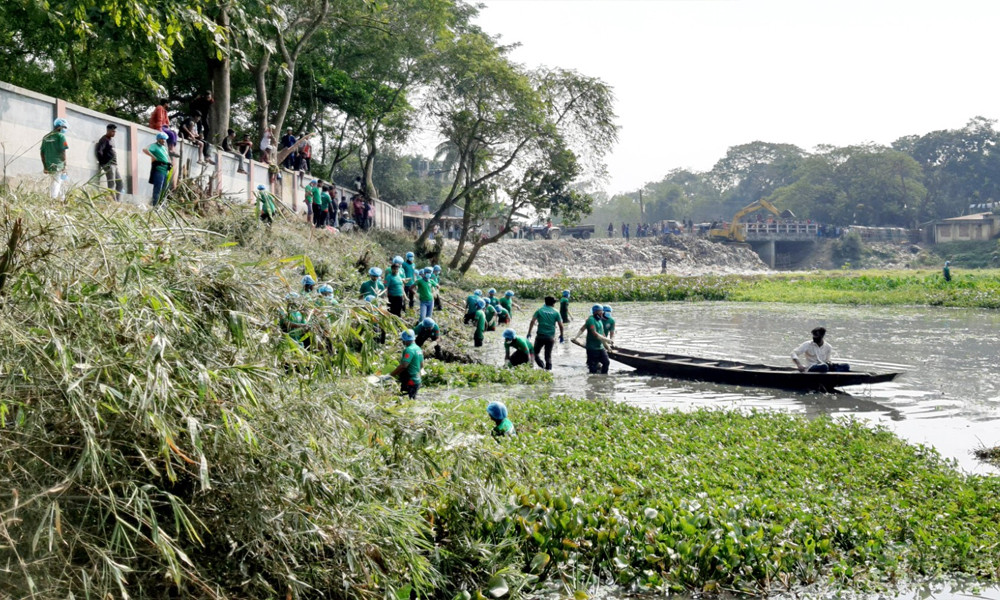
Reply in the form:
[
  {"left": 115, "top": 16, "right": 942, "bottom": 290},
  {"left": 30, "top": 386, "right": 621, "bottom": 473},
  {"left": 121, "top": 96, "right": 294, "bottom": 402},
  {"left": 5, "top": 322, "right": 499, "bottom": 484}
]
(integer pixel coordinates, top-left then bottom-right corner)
[{"left": 469, "top": 236, "right": 769, "bottom": 279}]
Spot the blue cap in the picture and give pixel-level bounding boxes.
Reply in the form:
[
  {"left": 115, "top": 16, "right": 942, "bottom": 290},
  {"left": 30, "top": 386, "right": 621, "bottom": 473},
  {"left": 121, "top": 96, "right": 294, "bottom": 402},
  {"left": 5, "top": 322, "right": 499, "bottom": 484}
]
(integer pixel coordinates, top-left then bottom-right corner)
[
  {"left": 433, "top": 265, "right": 441, "bottom": 272},
  {"left": 502, "top": 328, "right": 516, "bottom": 340},
  {"left": 592, "top": 304, "right": 603, "bottom": 314},
  {"left": 424, "top": 266, "right": 433, "bottom": 274},
  {"left": 156, "top": 132, "right": 169, "bottom": 141},
  {"left": 474, "top": 289, "right": 482, "bottom": 296},
  {"left": 401, "top": 329, "right": 416, "bottom": 342},
  {"left": 477, "top": 299, "right": 486, "bottom": 309},
  {"left": 53, "top": 118, "right": 68, "bottom": 129},
  {"left": 364, "top": 294, "right": 376, "bottom": 303},
  {"left": 422, "top": 317, "right": 435, "bottom": 328},
  {"left": 505, "top": 290, "right": 514, "bottom": 297},
  {"left": 319, "top": 284, "right": 333, "bottom": 294},
  {"left": 405, "top": 252, "right": 414, "bottom": 260},
  {"left": 257, "top": 184, "right": 266, "bottom": 190},
  {"left": 488, "top": 288, "right": 496, "bottom": 295},
  {"left": 562, "top": 290, "right": 570, "bottom": 297},
  {"left": 392, "top": 256, "right": 403, "bottom": 265},
  {"left": 487, "top": 401, "right": 507, "bottom": 421},
  {"left": 602, "top": 305, "right": 612, "bottom": 314},
  {"left": 369, "top": 267, "right": 382, "bottom": 277},
  {"left": 302, "top": 275, "right": 316, "bottom": 286}
]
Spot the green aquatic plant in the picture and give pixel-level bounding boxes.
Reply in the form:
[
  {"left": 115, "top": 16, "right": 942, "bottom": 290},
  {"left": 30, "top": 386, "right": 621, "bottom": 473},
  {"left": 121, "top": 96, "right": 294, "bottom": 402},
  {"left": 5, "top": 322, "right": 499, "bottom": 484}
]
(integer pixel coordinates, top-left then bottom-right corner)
[{"left": 424, "top": 362, "right": 554, "bottom": 388}]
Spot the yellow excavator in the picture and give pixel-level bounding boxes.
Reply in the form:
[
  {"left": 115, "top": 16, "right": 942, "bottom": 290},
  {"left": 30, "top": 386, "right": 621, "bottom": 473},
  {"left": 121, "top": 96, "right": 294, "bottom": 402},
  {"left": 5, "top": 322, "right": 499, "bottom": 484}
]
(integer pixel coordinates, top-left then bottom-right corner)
[{"left": 708, "top": 198, "right": 795, "bottom": 242}]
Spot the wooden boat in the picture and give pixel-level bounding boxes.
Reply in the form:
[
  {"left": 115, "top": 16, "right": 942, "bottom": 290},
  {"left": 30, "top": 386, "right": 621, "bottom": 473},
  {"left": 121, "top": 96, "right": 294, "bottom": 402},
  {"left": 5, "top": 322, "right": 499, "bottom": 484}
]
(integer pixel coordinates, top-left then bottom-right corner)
[{"left": 607, "top": 347, "right": 902, "bottom": 392}]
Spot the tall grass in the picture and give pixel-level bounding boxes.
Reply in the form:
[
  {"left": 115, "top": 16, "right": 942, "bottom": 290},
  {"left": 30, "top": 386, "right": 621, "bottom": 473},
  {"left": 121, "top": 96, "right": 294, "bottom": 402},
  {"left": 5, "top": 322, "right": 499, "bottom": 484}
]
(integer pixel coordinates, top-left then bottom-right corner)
[{"left": 0, "top": 190, "right": 515, "bottom": 599}]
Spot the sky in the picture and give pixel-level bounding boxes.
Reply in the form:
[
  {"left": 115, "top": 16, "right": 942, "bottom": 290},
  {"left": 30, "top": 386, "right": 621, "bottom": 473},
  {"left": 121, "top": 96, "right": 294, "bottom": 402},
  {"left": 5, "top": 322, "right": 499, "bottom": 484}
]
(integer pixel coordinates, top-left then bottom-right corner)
[{"left": 473, "top": 0, "right": 1000, "bottom": 194}]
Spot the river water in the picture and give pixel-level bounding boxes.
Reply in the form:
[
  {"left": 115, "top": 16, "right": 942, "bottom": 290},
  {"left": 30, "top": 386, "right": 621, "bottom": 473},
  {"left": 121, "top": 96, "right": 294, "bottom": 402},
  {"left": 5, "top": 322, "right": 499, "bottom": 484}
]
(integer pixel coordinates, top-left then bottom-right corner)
[{"left": 474, "top": 301, "right": 1000, "bottom": 475}]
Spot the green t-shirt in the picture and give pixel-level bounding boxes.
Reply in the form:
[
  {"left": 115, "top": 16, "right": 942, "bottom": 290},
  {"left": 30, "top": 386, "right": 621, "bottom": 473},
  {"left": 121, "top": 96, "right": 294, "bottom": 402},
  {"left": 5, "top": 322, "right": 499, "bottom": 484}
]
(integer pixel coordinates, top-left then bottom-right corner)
[
  {"left": 466, "top": 295, "right": 480, "bottom": 314},
  {"left": 474, "top": 309, "right": 486, "bottom": 338},
  {"left": 304, "top": 185, "right": 316, "bottom": 204},
  {"left": 360, "top": 279, "right": 385, "bottom": 298},
  {"left": 495, "top": 306, "right": 509, "bottom": 321},
  {"left": 384, "top": 271, "right": 405, "bottom": 297},
  {"left": 560, "top": 297, "right": 571, "bottom": 321},
  {"left": 499, "top": 297, "right": 512, "bottom": 313},
  {"left": 484, "top": 304, "right": 497, "bottom": 322},
  {"left": 506, "top": 336, "right": 532, "bottom": 356},
  {"left": 256, "top": 191, "right": 277, "bottom": 216},
  {"left": 416, "top": 278, "right": 435, "bottom": 301},
  {"left": 399, "top": 342, "right": 424, "bottom": 385},
  {"left": 414, "top": 321, "right": 440, "bottom": 338},
  {"left": 402, "top": 261, "right": 416, "bottom": 284},
  {"left": 312, "top": 186, "right": 322, "bottom": 205},
  {"left": 584, "top": 315, "right": 605, "bottom": 350},
  {"left": 319, "top": 192, "right": 332, "bottom": 210},
  {"left": 147, "top": 142, "right": 172, "bottom": 174},
  {"left": 41, "top": 130, "right": 68, "bottom": 173},
  {"left": 284, "top": 309, "right": 307, "bottom": 341},
  {"left": 603, "top": 316, "right": 616, "bottom": 336},
  {"left": 532, "top": 305, "right": 561, "bottom": 338},
  {"left": 492, "top": 418, "right": 515, "bottom": 437}
]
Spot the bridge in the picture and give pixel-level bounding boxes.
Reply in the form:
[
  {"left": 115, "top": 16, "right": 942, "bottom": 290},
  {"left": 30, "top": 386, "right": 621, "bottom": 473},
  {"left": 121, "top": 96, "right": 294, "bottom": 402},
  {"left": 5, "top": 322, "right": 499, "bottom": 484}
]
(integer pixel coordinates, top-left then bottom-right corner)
[{"left": 741, "top": 221, "right": 821, "bottom": 268}]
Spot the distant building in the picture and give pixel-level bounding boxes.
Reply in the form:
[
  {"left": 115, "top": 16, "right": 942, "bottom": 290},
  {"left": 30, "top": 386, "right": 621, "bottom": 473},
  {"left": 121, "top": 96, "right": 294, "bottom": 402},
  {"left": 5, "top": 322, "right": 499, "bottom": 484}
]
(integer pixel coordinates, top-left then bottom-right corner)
[{"left": 933, "top": 212, "right": 1000, "bottom": 243}]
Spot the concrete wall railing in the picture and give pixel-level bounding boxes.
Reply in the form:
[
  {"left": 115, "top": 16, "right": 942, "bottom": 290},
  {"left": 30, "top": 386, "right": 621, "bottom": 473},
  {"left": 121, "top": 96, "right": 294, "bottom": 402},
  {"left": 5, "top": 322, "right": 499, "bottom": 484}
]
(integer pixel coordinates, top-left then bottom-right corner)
[{"left": 0, "top": 80, "right": 403, "bottom": 230}]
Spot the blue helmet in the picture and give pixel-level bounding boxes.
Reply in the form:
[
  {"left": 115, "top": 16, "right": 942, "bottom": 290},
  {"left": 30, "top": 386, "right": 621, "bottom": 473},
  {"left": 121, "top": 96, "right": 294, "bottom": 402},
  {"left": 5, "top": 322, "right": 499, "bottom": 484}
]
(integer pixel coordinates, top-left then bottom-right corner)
[
  {"left": 156, "top": 132, "right": 169, "bottom": 141},
  {"left": 505, "top": 290, "right": 514, "bottom": 297},
  {"left": 422, "top": 317, "right": 436, "bottom": 329},
  {"left": 487, "top": 401, "right": 508, "bottom": 421},
  {"left": 364, "top": 294, "right": 376, "bottom": 303},
  {"left": 424, "top": 266, "right": 434, "bottom": 274},
  {"left": 592, "top": 304, "right": 603, "bottom": 314},
  {"left": 53, "top": 118, "right": 68, "bottom": 129},
  {"left": 488, "top": 288, "right": 497, "bottom": 295},
  {"left": 562, "top": 290, "right": 570, "bottom": 298},
  {"left": 433, "top": 265, "right": 442, "bottom": 273},
  {"left": 401, "top": 329, "right": 416, "bottom": 342},
  {"left": 257, "top": 184, "right": 266, "bottom": 191},
  {"left": 319, "top": 284, "right": 333, "bottom": 294},
  {"left": 502, "top": 328, "right": 516, "bottom": 340},
  {"left": 405, "top": 252, "right": 415, "bottom": 260},
  {"left": 392, "top": 255, "right": 403, "bottom": 265},
  {"left": 302, "top": 275, "right": 316, "bottom": 286},
  {"left": 602, "top": 305, "right": 612, "bottom": 314},
  {"left": 474, "top": 289, "right": 482, "bottom": 296},
  {"left": 368, "top": 267, "right": 382, "bottom": 278},
  {"left": 477, "top": 299, "right": 486, "bottom": 309}
]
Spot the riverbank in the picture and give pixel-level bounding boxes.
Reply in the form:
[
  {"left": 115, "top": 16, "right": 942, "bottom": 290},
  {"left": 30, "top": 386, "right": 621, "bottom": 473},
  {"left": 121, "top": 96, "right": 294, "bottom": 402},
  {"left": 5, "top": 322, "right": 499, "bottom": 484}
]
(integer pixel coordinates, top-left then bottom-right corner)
[
  {"left": 2, "top": 190, "right": 998, "bottom": 599},
  {"left": 470, "top": 270, "right": 1000, "bottom": 309}
]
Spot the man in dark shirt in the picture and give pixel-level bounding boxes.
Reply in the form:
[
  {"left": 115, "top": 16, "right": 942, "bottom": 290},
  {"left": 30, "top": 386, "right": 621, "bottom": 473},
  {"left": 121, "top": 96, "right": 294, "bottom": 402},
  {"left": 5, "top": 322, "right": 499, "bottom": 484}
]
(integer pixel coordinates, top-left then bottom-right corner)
[
  {"left": 235, "top": 133, "right": 252, "bottom": 173},
  {"left": 190, "top": 91, "right": 213, "bottom": 139},
  {"left": 94, "top": 123, "right": 123, "bottom": 201},
  {"left": 280, "top": 128, "right": 297, "bottom": 169}
]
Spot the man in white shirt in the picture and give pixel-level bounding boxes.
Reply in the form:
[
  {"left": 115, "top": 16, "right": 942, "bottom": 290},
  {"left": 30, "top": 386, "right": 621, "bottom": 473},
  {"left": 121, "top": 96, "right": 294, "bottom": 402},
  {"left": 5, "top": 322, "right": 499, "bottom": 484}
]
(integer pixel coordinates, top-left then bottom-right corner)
[{"left": 791, "top": 327, "right": 850, "bottom": 373}]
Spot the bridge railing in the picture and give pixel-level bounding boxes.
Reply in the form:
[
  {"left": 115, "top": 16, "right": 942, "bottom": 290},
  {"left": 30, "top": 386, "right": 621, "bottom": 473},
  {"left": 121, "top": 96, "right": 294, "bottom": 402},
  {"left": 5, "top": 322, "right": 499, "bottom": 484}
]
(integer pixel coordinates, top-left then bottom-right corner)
[{"left": 743, "top": 221, "right": 819, "bottom": 239}]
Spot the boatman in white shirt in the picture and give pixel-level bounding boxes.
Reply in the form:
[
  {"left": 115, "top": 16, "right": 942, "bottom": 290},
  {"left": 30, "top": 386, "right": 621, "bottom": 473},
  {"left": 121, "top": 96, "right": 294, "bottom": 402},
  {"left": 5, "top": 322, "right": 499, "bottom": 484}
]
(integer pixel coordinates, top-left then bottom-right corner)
[{"left": 791, "top": 327, "right": 850, "bottom": 373}]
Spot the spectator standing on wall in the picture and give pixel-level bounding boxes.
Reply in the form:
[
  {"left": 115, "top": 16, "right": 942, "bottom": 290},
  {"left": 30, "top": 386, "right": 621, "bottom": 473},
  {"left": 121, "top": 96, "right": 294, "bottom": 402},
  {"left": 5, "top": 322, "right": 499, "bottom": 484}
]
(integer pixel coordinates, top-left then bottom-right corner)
[
  {"left": 298, "top": 135, "right": 311, "bottom": 172},
  {"left": 235, "top": 133, "right": 252, "bottom": 174},
  {"left": 149, "top": 99, "right": 178, "bottom": 154},
  {"left": 143, "top": 132, "right": 173, "bottom": 207},
  {"left": 94, "top": 123, "right": 123, "bottom": 201},
  {"left": 280, "top": 128, "right": 297, "bottom": 169},
  {"left": 41, "top": 118, "right": 69, "bottom": 200},
  {"left": 365, "top": 198, "right": 375, "bottom": 230},
  {"left": 260, "top": 125, "right": 276, "bottom": 163}
]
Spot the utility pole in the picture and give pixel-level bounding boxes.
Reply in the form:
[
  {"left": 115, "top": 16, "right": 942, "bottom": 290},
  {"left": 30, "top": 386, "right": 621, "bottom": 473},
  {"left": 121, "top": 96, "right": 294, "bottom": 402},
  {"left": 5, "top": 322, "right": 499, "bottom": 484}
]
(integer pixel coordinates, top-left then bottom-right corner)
[{"left": 638, "top": 189, "right": 644, "bottom": 223}]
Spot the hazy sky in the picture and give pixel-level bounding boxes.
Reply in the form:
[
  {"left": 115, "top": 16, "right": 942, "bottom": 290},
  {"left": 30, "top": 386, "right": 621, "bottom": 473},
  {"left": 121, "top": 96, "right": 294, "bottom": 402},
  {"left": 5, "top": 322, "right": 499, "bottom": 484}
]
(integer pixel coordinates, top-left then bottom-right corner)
[{"left": 474, "top": 0, "right": 1000, "bottom": 194}]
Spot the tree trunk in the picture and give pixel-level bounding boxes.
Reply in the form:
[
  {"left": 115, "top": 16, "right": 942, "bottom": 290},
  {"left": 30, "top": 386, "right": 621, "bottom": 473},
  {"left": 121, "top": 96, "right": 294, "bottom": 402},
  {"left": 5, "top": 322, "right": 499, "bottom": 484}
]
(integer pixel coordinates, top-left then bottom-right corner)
[
  {"left": 254, "top": 50, "right": 272, "bottom": 141},
  {"left": 363, "top": 134, "right": 378, "bottom": 199},
  {"left": 449, "top": 200, "right": 475, "bottom": 269},
  {"left": 207, "top": 6, "right": 231, "bottom": 145}
]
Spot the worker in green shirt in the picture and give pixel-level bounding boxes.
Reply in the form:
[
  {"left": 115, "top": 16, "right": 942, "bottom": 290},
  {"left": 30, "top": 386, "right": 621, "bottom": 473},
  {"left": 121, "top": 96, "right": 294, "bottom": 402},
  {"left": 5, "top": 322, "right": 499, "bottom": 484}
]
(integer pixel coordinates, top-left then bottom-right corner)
[
  {"left": 487, "top": 401, "right": 515, "bottom": 438},
  {"left": 943, "top": 261, "right": 952, "bottom": 282},
  {"left": 402, "top": 251, "right": 417, "bottom": 309},
  {"left": 487, "top": 288, "right": 498, "bottom": 306},
  {"left": 527, "top": 296, "right": 564, "bottom": 370},
  {"left": 317, "top": 284, "right": 338, "bottom": 307},
  {"left": 254, "top": 184, "right": 277, "bottom": 224},
  {"left": 301, "top": 275, "right": 316, "bottom": 295},
  {"left": 495, "top": 304, "right": 510, "bottom": 325},
  {"left": 432, "top": 265, "right": 443, "bottom": 311},
  {"left": 560, "top": 290, "right": 572, "bottom": 323},
  {"left": 304, "top": 180, "right": 317, "bottom": 224},
  {"left": 280, "top": 293, "right": 309, "bottom": 347},
  {"left": 360, "top": 267, "right": 385, "bottom": 299},
  {"left": 502, "top": 328, "right": 534, "bottom": 368},
  {"left": 41, "top": 118, "right": 69, "bottom": 200},
  {"left": 602, "top": 305, "right": 616, "bottom": 342},
  {"left": 385, "top": 257, "right": 406, "bottom": 316},
  {"left": 389, "top": 329, "right": 424, "bottom": 399},
  {"left": 499, "top": 290, "right": 515, "bottom": 314},
  {"left": 573, "top": 304, "right": 613, "bottom": 374},
  {"left": 414, "top": 317, "right": 441, "bottom": 358},
  {"left": 464, "top": 289, "right": 482, "bottom": 324},
  {"left": 416, "top": 269, "right": 436, "bottom": 320},
  {"left": 484, "top": 302, "right": 498, "bottom": 331},
  {"left": 473, "top": 298, "right": 487, "bottom": 347},
  {"left": 143, "top": 132, "right": 173, "bottom": 207}
]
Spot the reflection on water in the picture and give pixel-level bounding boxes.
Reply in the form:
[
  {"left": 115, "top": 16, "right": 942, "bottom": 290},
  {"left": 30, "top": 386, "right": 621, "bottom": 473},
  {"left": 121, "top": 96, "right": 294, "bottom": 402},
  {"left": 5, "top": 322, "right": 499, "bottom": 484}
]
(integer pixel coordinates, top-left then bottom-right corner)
[{"left": 475, "top": 301, "right": 1000, "bottom": 474}]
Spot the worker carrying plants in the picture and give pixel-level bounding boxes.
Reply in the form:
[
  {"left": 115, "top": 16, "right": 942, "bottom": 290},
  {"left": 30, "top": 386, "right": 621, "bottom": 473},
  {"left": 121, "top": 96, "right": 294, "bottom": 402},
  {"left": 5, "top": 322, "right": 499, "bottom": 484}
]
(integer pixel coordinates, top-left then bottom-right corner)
[
  {"left": 502, "top": 328, "right": 534, "bottom": 368},
  {"left": 255, "top": 184, "right": 277, "bottom": 224},
  {"left": 360, "top": 267, "right": 385, "bottom": 299},
  {"left": 573, "top": 305, "right": 613, "bottom": 374},
  {"left": 389, "top": 329, "right": 424, "bottom": 399},
  {"left": 487, "top": 401, "right": 516, "bottom": 438}
]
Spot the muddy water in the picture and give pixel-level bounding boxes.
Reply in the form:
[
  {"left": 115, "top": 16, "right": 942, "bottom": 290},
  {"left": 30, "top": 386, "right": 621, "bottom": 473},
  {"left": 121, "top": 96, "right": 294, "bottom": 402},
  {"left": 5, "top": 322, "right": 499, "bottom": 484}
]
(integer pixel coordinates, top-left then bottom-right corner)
[{"left": 472, "top": 301, "right": 1000, "bottom": 475}]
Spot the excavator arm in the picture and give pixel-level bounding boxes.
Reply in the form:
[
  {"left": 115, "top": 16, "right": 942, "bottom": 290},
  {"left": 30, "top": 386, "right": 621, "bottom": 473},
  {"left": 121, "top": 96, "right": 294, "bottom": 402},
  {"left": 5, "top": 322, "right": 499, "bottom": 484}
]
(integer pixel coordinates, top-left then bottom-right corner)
[{"left": 709, "top": 199, "right": 790, "bottom": 242}]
